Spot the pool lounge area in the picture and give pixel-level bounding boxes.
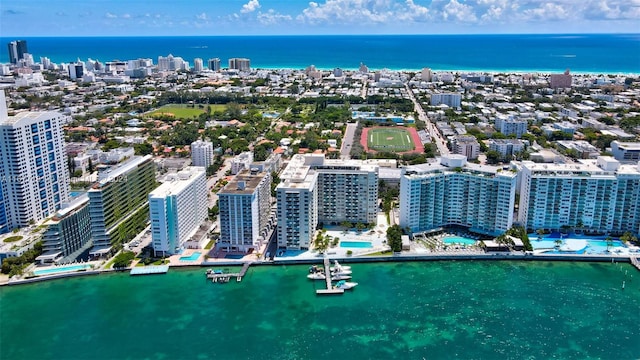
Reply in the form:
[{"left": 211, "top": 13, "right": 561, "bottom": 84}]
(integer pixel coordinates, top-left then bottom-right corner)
[
  {"left": 179, "top": 252, "right": 202, "bottom": 261},
  {"left": 33, "top": 264, "right": 93, "bottom": 276},
  {"left": 339, "top": 241, "right": 373, "bottom": 248},
  {"left": 442, "top": 236, "right": 477, "bottom": 246},
  {"left": 530, "top": 234, "right": 637, "bottom": 255}
]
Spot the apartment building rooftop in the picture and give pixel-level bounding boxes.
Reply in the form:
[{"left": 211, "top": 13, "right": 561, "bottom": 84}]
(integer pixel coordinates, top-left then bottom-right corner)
[
  {"left": 219, "top": 168, "right": 269, "bottom": 195},
  {"left": 404, "top": 155, "right": 515, "bottom": 178},
  {"left": 521, "top": 156, "right": 640, "bottom": 176},
  {"left": 150, "top": 167, "right": 205, "bottom": 197},
  {"left": 91, "top": 154, "right": 153, "bottom": 189},
  {"left": 0, "top": 110, "right": 64, "bottom": 126}
]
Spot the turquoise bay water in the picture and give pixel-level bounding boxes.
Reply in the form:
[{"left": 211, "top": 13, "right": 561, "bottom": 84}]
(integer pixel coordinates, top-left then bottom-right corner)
[
  {"left": 0, "top": 34, "right": 638, "bottom": 73},
  {"left": 1, "top": 261, "right": 639, "bottom": 359}
]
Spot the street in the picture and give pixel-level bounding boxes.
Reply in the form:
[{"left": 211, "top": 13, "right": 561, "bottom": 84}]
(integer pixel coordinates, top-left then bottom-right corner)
[{"left": 404, "top": 83, "right": 450, "bottom": 156}]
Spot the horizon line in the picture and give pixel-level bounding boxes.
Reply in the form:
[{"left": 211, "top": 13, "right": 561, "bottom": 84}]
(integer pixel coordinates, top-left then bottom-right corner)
[{"left": 1, "top": 32, "right": 639, "bottom": 39}]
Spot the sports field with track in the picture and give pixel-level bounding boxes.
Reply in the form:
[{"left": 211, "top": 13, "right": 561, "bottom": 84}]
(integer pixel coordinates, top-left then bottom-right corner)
[{"left": 360, "top": 126, "right": 424, "bottom": 154}]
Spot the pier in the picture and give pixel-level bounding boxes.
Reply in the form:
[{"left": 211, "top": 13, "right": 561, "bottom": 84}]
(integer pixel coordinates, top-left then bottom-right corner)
[
  {"left": 130, "top": 265, "right": 169, "bottom": 276},
  {"left": 630, "top": 256, "right": 640, "bottom": 271},
  {"left": 208, "top": 262, "right": 253, "bottom": 283},
  {"left": 316, "top": 257, "right": 344, "bottom": 295}
]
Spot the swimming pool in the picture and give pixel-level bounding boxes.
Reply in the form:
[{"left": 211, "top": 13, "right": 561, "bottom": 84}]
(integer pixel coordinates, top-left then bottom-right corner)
[
  {"left": 531, "top": 237, "right": 627, "bottom": 254},
  {"left": 179, "top": 252, "right": 201, "bottom": 261},
  {"left": 34, "top": 264, "right": 93, "bottom": 276},
  {"left": 340, "top": 241, "right": 373, "bottom": 248},
  {"left": 442, "top": 236, "right": 477, "bottom": 246}
]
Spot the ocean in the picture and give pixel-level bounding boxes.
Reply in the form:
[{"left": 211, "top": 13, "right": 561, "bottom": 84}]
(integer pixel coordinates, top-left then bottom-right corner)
[
  {"left": 1, "top": 261, "right": 639, "bottom": 359},
  {"left": 1, "top": 34, "right": 639, "bottom": 74}
]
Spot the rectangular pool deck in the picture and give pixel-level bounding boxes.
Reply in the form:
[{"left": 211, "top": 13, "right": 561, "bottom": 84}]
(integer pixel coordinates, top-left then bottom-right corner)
[{"left": 130, "top": 265, "right": 169, "bottom": 276}]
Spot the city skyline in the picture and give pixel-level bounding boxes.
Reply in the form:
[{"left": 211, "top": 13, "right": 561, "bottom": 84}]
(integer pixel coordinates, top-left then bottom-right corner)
[{"left": 1, "top": 0, "right": 639, "bottom": 37}]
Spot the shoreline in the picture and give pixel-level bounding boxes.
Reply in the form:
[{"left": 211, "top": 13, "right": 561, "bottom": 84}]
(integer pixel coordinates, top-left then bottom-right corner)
[{"left": 3, "top": 252, "right": 635, "bottom": 287}]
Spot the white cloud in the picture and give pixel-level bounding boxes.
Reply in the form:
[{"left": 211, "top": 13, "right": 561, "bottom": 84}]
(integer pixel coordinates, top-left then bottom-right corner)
[
  {"left": 298, "top": 0, "right": 395, "bottom": 24},
  {"left": 241, "top": 0, "right": 261, "bottom": 14},
  {"left": 257, "top": 10, "right": 292, "bottom": 25},
  {"left": 522, "top": 2, "right": 569, "bottom": 21},
  {"left": 105, "top": 12, "right": 117, "bottom": 19},
  {"left": 442, "top": 0, "right": 478, "bottom": 22},
  {"left": 196, "top": 12, "right": 209, "bottom": 20},
  {"left": 122, "top": 13, "right": 131, "bottom": 19},
  {"left": 397, "top": 0, "right": 430, "bottom": 21}
]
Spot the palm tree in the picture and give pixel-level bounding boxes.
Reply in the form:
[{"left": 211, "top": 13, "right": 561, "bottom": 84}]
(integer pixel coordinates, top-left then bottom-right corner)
[{"left": 605, "top": 236, "right": 613, "bottom": 252}]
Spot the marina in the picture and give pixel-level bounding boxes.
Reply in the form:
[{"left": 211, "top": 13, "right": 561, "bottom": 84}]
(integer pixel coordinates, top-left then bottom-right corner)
[{"left": 206, "top": 262, "right": 252, "bottom": 283}]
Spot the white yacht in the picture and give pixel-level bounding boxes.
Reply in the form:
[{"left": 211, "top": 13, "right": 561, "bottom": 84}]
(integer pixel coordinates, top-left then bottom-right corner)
[
  {"left": 330, "top": 260, "right": 351, "bottom": 272},
  {"left": 331, "top": 274, "right": 352, "bottom": 281},
  {"left": 307, "top": 272, "right": 326, "bottom": 280},
  {"left": 334, "top": 280, "right": 358, "bottom": 290}
]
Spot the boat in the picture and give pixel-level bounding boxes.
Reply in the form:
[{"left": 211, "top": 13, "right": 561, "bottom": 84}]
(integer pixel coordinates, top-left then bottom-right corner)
[
  {"left": 331, "top": 274, "right": 352, "bottom": 281},
  {"left": 334, "top": 280, "right": 358, "bottom": 290},
  {"left": 330, "top": 268, "right": 352, "bottom": 276},
  {"left": 206, "top": 269, "right": 224, "bottom": 278},
  {"left": 307, "top": 272, "right": 326, "bottom": 280},
  {"left": 330, "top": 260, "right": 351, "bottom": 272}
]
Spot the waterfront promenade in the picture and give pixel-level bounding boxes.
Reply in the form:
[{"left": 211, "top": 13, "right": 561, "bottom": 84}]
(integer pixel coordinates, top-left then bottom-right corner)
[{"left": 3, "top": 249, "right": 638, "bottom": 286}]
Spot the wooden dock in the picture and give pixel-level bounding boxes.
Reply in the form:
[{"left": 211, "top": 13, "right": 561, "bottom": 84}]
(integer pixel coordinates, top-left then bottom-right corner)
[
  {"left": 130, "top": 265, "right": 169, "bottom": 276},
  {"left": 631, "top": 256, "right": 640, "bottom": 271},
  {"left": 316, "top": 257, "right": 344, "bottom": 295},
  {"left": 208, "top": 262, "right": 253, "bottom": 283}
]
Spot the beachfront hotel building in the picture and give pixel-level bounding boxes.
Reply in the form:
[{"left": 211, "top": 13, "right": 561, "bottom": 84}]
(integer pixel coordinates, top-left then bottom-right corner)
[
  {"left": 88, "top": 155, "right": 157, "bottom": 257},
  {"left": 218, "top": 169, "right": 272, "bottom": 252},
  {"left": 191, "top": 140, "right": 214, "bottom": 168},
  {"left": 276, "top": 154, "right": 378, "bottom": 250},
  {"left": 0, "top": 90, "right": 70, "bottom": 234},
  {"left": 37, "top": 195, "right": 91, "bottom": 264},
  {"left": 399, "top": 155, "right": 517, "bottom": 236},
  {"left": 208, "top": 58, "right": 221, "bottom": 71},
  {"left": 517, "top": 156, "right": 640, "bottom": 234},
  {"left": 228, "top": 58, "right": 251, "bottom": 72},
  {"left": 149, "top": 167, "right": 208, "bottom": 256}
]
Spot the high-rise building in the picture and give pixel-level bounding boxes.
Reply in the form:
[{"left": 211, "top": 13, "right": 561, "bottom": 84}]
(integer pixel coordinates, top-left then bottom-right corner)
[
  {"left": 193, "top": 58, "right": 203, "bottom": 73},
  {"left": 230, "top": 151, "right": 253, "bottom": 175},
  {"left": 276, "top": 154, "right": 378, "bottom": 250},
  {"left": 37, "top": 195, "right": 91, "bottom": 264},
  {"left": 550, "top": 69, "right": 572, "bottom": 89},
  {"left": 0, "top": 91, "right": 70, "bottom": 234},
  {"left": 207, "top": 58, "right": 221, "bottom": 71},
  {"left": 518, "top": 156, "right": 640, "bottom": 234},
  {"left": 452, "top": 135, "right": 480, "bottom": 160},
  {"left": 157, "top": 54, "right": 188, "bottom": 71},
  {"left": 228, "top": 58, "right": 251, "bottom": 71},
  {"left": 399, "top": 155, "right": 517, "bottom": 236},
  {"left": 7, "top": 40, "right": 28, "bottom": 64},
  {"left": 191, "top": 140, "right": 214, "bottom": 168},
  {"left": 488, "top": 139, "right": 526, "bottom": 160},
  {"left": 88, "top": 155, "right": 156, "bottom": 257},
  {"left": 430, "top": 93, "right": 462, "bottom": 108},
  {"left": 218, "top": 169, "right": 272, "bottom": 252},
  {"left": 149, "top": 167, "right": 208, "bottom": 256},
  {"left": 421, "top": 68, "right": 432, "bottom": 82},
  {"left": 495, "top": 115, "right": 528, "bottom": 139}
]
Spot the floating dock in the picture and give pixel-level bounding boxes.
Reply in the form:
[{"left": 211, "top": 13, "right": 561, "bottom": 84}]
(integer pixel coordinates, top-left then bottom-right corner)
[
  {"left": 208, "top": 262, "right": 253, "bottom": 283},
  {"left": 130, "top": 265, "right": 169, "bottom": 276},
  {"left": 316, "top": 257, "right": 344, "bottom": 295}
]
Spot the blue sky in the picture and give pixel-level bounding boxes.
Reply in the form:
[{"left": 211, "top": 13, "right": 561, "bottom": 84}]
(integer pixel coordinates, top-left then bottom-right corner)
[{"left": 1, "top": 0, "right": 639, "bottom": 36}]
